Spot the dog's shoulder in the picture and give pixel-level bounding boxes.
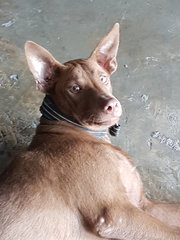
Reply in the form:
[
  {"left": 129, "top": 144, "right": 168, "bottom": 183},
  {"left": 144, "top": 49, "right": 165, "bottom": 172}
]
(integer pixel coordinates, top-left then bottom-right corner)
[{"left": 29, "top": 122, "right": 105, "bottom": 153}]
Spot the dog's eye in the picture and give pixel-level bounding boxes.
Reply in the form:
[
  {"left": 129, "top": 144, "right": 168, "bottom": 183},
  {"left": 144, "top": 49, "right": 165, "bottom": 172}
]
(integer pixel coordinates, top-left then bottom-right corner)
[
  {"left": 100, "top": 75, "right": 108, "bottom": 84},
  {"left": 70, "top": 85, "right": 81, "bottom": 93}
]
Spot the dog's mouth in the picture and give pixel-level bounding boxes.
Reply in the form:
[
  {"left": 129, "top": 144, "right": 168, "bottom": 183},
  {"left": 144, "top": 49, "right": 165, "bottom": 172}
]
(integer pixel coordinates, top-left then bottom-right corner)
[
  {"left": 76, "top": 115, "right": 120, "bottom": 130},
  {"left": 41, "top": 95, "right": 121, "bottom": 130},
  {"left": 40, "top": 95, "right": 121, "bottom": 137},
  {"left": 74, "top": 104, "right": 122, "bottom": 130}
]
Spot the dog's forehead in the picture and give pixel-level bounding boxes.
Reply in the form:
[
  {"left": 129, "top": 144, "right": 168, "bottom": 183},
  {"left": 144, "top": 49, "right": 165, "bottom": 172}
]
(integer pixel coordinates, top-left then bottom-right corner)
[
  {"left": 64, "top": 59, "right": 105, "bottom": 79},
  {"left": 70, "top": 64, "right": 84, "bottom": 78}
]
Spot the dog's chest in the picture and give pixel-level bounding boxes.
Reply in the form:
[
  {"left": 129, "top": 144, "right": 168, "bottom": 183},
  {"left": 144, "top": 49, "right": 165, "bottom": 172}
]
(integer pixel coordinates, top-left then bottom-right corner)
[{"left": 114, "top": 151, "right": 143, "bottom": 208}]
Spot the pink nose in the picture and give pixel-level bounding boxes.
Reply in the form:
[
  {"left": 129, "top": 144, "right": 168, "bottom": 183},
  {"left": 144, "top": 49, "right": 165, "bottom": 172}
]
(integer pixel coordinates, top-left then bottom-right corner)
[{"left": 103, "top": 98, "right": 121, "bottom": 115}]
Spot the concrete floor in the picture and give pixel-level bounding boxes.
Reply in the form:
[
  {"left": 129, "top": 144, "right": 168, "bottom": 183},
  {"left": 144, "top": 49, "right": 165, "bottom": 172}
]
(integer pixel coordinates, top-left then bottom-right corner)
[{"left": 0, "top": 0, "right": 180, "bottom": 201}]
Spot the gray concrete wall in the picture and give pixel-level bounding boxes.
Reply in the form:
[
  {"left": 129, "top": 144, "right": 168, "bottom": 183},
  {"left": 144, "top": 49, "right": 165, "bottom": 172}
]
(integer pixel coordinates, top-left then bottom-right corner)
[{"left": 0, "top": 0, "right": 180, "bottom": 201}]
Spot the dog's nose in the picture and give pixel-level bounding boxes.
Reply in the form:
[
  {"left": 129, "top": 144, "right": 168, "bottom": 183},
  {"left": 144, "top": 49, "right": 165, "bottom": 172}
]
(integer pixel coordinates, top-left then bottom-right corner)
[{"left": 103, "top": 98, "right": 121, "bottom": 115}]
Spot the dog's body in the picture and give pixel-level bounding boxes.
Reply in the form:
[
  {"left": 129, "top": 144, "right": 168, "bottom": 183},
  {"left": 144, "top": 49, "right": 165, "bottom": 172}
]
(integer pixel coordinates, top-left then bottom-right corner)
[{"left": 0, "top": 24, "right": 180, "bottom": 240}]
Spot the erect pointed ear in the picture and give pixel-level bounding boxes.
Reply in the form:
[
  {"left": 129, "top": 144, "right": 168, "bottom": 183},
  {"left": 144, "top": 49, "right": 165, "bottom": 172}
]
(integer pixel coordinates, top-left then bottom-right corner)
[
  {"left": 25, "top": 41, "right": 64, "bottom": 93},
  {"left": 89, "top": 23, "right": 120, "bottom": 74}
]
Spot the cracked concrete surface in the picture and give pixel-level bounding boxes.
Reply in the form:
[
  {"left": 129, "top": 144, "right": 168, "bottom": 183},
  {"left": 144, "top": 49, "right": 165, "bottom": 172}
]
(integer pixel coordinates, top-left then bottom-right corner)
[{"left": 0, "top": 0, "right": 180, "bottom": 201}]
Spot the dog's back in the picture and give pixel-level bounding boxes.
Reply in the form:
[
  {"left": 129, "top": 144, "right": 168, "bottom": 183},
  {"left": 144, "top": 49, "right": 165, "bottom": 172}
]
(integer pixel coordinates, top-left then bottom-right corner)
[{"left": 0, "top": 120, "right": 127, "bottom": 240}]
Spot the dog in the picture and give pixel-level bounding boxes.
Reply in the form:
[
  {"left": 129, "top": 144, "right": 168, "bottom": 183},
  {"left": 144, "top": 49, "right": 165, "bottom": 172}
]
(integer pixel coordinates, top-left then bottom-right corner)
[{"left": 0, "top": 23, "right": 179, "bottom": 240}]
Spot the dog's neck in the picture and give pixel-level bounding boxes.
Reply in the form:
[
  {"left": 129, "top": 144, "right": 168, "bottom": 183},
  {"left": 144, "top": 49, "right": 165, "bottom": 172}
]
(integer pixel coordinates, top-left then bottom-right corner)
[
  {"left": 40, "top": 95, "right": 110, "bottom": 139},
  {"left": 40, "top": 95, "right": 120, "bottom": 139}
]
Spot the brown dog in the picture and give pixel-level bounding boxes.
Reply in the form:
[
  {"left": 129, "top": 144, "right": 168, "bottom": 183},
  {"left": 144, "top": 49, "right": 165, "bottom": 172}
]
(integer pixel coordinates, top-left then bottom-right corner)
[{"left": 0, "top": 23, "right": 179, "bottom": 240}]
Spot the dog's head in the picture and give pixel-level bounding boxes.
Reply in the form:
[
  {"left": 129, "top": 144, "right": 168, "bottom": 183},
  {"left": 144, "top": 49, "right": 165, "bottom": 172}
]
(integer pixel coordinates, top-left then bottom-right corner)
[{"left": 25, "top": 23, "right": 122, "bottom": 130}]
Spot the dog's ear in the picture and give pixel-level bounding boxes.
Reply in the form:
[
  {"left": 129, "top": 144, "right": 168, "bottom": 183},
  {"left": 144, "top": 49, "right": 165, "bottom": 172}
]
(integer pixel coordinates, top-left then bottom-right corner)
[
  {"left": 90, "top": 23, "right": 120, "bottom": 74},
  {"left": 25, "top": 41, "right": 64, "bottom": 93}
]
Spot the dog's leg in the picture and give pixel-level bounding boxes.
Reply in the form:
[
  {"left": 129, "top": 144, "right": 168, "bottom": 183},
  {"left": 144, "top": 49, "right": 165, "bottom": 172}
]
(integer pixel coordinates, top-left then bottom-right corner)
[
  {"left": 92, "top": 202, "right": 180, "bottom": 240},
  {"left": 144, "top": 198, "right": 180, "bottom": 227}
]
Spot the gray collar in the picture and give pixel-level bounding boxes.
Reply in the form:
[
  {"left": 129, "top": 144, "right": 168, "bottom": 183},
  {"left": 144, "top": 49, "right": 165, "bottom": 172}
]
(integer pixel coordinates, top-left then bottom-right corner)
[{"left": 40, "top": 96, "right": 109, "bottom": 139}]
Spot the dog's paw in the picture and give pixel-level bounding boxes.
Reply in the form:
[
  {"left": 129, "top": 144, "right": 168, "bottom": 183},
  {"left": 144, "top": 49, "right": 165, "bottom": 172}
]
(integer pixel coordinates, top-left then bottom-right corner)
[{"left": 95, "top": 216, "right": 114, "bottom": 237}]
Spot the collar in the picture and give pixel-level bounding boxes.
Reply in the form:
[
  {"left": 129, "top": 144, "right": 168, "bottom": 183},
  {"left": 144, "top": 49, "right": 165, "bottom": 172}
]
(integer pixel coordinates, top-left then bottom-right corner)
[
  {"left": 40, "top": 95, "right": 109, "bottom": 139},
  {"left": 40, "top": 95, "right": 120, "bottom": 139}
]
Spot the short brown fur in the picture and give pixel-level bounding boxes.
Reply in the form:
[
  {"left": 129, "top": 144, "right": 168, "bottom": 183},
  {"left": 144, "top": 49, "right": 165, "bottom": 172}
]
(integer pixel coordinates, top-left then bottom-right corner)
[{"left": 0, "top": 23, "right": 179, "bottom": 240}]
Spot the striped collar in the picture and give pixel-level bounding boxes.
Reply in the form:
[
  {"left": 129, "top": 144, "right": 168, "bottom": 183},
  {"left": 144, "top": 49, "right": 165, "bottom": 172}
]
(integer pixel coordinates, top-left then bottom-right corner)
[
  {"left": 40, "top": 95, "right": 120, "bottom": 139},
  {"left": 40, "top": 96, "right": 108, "bottom": 139}
]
